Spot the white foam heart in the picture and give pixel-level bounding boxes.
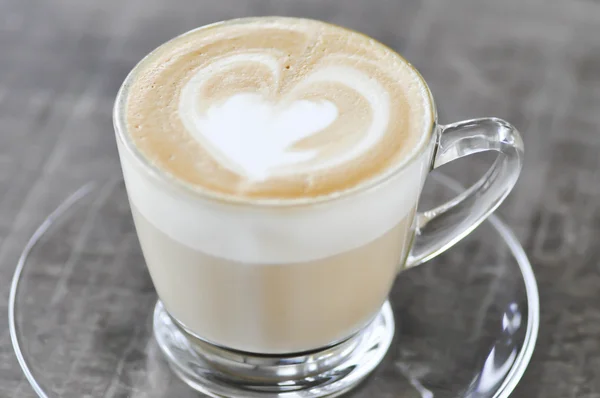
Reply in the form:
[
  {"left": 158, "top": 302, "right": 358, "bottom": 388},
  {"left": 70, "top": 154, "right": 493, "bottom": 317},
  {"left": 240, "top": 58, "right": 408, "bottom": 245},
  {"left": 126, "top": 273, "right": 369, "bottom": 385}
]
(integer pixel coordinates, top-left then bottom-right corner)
[
  {"left": 178, "top": 53, "right": 391, "bottom": 180},
  {"left": 181, "top": 93, "right": 338, "bottom": 180}
]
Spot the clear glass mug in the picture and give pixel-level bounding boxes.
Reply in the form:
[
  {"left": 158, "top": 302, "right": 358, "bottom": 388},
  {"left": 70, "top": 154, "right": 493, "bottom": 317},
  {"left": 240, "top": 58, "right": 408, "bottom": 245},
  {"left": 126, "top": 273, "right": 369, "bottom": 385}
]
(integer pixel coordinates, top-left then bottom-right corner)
[{"left": 113, "top": 18, "right": 523, "bottom": 398}]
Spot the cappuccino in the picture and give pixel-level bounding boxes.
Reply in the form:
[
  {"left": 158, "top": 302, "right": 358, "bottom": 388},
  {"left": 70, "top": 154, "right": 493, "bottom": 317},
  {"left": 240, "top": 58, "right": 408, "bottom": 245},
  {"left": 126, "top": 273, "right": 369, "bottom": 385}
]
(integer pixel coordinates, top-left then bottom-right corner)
[
  {"left": 125, "top": 16, "right": 431, "bottom": 199},
  {"left": 116, "top": 17, "right": 434, "bottom": 354}
]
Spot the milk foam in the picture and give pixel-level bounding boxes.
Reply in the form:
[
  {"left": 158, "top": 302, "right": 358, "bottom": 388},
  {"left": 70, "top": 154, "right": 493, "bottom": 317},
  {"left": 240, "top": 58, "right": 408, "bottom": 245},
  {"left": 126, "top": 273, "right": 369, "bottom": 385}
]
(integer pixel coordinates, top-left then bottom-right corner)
[
  {"left": 117, "top": 136, "right": 432, "bottom": 263},
  {"left": 186, "top": 93, "right": 336, "bottom": 180},
  {"left": 178, "top": 52, "right": 391, "bottom": 180}
]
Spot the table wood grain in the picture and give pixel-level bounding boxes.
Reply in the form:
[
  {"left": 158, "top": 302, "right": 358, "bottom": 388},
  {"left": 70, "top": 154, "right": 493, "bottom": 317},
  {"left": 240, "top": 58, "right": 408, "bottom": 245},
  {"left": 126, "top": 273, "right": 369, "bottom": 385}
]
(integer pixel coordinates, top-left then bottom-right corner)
[{"left": 1, "top": 0, "right": 600, "bottom": 396}]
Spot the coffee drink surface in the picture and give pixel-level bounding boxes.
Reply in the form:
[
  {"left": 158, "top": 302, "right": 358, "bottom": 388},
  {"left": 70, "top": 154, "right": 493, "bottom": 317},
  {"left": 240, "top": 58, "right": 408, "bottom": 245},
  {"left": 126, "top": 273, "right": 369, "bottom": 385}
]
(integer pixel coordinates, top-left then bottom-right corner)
[{"left": 125, "top": 17, "right": 432, "bottom": 199}]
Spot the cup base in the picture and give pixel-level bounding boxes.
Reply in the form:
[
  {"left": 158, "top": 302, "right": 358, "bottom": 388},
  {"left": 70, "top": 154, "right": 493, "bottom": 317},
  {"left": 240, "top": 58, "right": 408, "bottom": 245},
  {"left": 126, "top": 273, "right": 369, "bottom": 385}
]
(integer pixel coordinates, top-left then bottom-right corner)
[{"left": 153, "top": 300, "right": 394, "bottom": 397}]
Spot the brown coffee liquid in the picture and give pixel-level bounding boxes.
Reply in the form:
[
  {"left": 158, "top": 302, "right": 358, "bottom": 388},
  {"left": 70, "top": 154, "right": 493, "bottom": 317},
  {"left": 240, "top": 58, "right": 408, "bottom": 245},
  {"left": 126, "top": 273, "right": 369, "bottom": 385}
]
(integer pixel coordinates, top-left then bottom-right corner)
[{"left": 125, "top": 17, "right": 432, "bottom": 200}]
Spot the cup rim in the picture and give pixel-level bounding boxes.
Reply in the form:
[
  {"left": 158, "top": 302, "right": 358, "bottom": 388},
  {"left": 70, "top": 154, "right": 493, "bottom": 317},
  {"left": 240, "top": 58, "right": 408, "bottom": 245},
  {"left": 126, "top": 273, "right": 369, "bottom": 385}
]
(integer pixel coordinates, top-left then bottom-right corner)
[{"left": 113, "top": 16, "right": 437, "bottom": 208}]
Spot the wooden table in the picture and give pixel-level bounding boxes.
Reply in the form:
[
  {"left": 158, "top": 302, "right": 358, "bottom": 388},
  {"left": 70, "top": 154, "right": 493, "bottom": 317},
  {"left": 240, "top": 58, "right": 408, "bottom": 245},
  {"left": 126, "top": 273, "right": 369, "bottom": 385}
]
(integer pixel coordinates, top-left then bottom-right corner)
[{"left": 1, "top": 0, "right": 600, "bottom": 397}]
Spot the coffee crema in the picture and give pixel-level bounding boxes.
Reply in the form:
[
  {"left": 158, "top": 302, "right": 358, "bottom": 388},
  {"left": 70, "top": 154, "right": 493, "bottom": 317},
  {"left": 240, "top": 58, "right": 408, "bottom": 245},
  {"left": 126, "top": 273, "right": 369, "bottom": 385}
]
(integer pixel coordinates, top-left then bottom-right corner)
[{"left": 125, "top": 17, "right": 432, "bottom": 199}]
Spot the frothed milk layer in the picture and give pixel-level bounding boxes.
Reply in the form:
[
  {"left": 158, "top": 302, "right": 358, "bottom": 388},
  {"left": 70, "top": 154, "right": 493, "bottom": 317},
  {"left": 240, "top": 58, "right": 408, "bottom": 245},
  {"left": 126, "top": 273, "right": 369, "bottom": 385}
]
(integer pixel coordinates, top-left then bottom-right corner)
[
  {"left": 118, "top": 135, "right": 431, "bottom": 263},
  {"left": 124, "top": 17, "right": 433, "bottom": 199}
]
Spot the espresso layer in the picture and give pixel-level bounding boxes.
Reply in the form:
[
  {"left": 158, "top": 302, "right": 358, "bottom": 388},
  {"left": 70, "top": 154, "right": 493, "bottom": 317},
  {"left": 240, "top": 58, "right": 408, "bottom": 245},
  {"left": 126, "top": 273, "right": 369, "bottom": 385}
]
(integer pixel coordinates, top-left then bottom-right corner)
[{"left": 125, "top": 17, "right": 432, "bottom": 199}]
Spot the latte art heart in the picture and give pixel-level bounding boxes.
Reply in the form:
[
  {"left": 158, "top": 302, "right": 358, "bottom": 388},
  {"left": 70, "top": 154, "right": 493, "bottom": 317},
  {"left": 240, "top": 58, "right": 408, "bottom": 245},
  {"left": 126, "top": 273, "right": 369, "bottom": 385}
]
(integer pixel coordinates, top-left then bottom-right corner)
[
  {"left": 125, "top": 17, "right": 432, "bottom": 199},
  {"left": 178, "top": 52, "right": 391, "bottom": 181}
]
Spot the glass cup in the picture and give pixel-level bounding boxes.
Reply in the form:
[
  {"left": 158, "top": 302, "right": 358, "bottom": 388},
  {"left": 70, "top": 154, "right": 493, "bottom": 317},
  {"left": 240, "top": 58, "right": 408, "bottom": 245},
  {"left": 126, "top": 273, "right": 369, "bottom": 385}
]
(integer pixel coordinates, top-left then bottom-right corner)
[{"left": 113, "top": 17, "right": 523, "bottom": 398}]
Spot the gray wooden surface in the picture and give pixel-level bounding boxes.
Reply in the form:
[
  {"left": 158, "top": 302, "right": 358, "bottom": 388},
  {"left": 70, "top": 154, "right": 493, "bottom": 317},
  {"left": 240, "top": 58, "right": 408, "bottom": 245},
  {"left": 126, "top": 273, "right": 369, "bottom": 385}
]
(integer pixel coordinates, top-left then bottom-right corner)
[{"left": 1, "top": 0, "right": 600, "bottom": 397}]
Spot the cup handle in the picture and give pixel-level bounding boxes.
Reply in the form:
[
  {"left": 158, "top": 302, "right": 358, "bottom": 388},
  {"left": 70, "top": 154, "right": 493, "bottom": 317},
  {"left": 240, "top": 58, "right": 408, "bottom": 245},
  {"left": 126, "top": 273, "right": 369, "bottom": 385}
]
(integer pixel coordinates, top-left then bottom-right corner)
[{"left": 405, "top": 118, "right": 524, "bottom": 268}]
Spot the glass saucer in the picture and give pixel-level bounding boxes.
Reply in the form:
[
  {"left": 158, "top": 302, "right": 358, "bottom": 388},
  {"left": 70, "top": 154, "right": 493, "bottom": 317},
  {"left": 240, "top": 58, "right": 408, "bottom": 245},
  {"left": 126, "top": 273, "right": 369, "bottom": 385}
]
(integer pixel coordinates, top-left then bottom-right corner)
[{"left": 9, "top": 173, "right": 539, "bottom": 398}]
